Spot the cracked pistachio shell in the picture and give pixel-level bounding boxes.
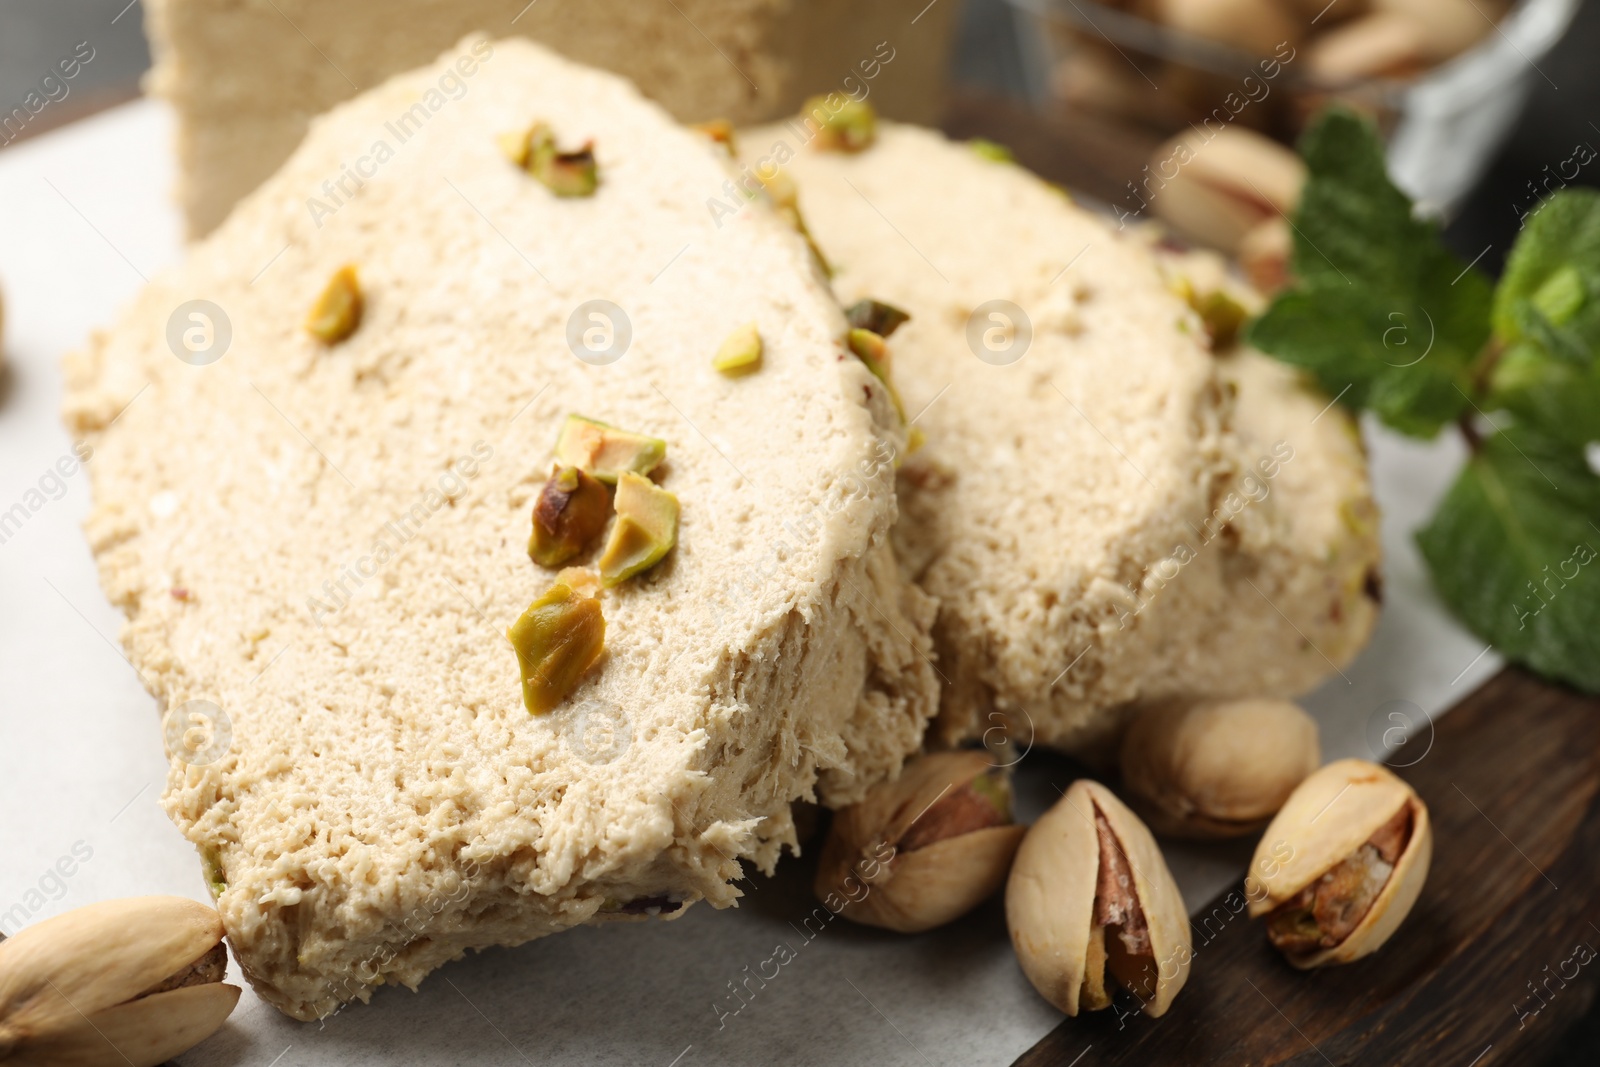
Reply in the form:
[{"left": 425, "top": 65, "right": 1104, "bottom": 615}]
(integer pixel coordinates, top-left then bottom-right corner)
[
  {"left": 0, "top": 896, "right": 239, "bottom": 1067},
  {"left": 1007, "top": 780, "right": 1191, "bottom": 1017},
  {"left": 814, "top": 750, "right": 1025, "bottom": 933},
  {"left": 1120, "top": 698, "right": 1320, "bottom": 839},
  {"left": 1247, "top": 758, "right": 1432, "bottom": 968}
]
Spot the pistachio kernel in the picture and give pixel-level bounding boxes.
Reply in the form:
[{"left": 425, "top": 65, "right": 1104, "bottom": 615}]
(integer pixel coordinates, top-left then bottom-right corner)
[
  {"left": 507, "top": 582, "right": 606, "bottom": 714},
  {"left": 1266, "top": 804, "right": 1413, "bottom": 956},
  {"left": 1195, "top": 289, "right": 1248, "bottom": 350},
  {"left": 529, "top": 465, "right": 611, "bottom": 568},
  {"left": 599, "top": 472, "right": 679, "bottom": 587},
  {"left": 1171, "top": 275, "right": 1248, "bottom": 350},
  {"left": 506, "top": 122, "right": 600, "bottom": 196},
  {"left": 969, "top": 138, "right": 1015, "bottom": 164},
  {"left": 554, "top": 415, "right": 666, "bottom": 484},
  {"left": 801, "top": 95, "right": 877, "bottom": 153},
  {"left": 304, "top": 264, "right": 363, "bottom": 344},
  {"left": 555, "top": 567, "right": 603, "bottom": 599},
  {"left": 497, "top": 126, "right": 535, "bottom": 168},
  {"left": 844, "top": 298, "right": 911, "bottom": 339},
  {"left": 536, "top": 143, "right": 599, "bottom": 197},
  {"left": 713, "top": 322, "right": 763, "bottom": 376},
  {"left": 847, "top": 328, "right": 906, "bottom": 421}
]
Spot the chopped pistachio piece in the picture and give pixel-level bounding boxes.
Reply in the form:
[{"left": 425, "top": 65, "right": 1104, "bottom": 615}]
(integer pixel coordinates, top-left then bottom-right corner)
[
  {"left": 529, "top": 465, "right": 611, "bottom": 568},
  {"left": 713, "top": 322, "right": 763, "bottom": 376},
  {"left": 507, "top": 582, "right": 605, "bottom": 714},
  {"left": 555, "top": 415, "right": 666, "bottom": 483},
  {"left": 536, "top": 143, "right": 599, "bottom": 196},
  {"left": 844, "top": 298, "right": 911, "bottom": 339},
  {"left": 1195, "top": 289, "right": 1248, "bottom": 350},
  {"left": 907, "top": 426, "right": 927, "bottom": 455},
  {"left": 555, "top": 567, "right": 603, "bottom": 599},
  {"left": 691, "top": 119, "right": 737, "bottom": 152},
  {"left": 969, "top": 138, "right": 1015, "bottom": 164},
  {"left": 848, "top": 328, "right": 906, "bottom": 421},
  {"left": 497, "top": 127, "right": 535, "bottom": 167},
  {"left": 801, "top": 95, "right": 877, "bottom": 153},
  {"left": 599, "top": 472, "right": 679, "bottom": 587},
  {"left": 304, "top": 264, "right": 363, "bottom": 344},
  {"left": 504, "top": 122, "right": 600, "bottom": 196}
]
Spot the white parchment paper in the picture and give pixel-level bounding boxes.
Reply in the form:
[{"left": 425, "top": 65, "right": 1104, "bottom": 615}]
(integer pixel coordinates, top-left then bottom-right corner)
[{"left": 0, "top": 101, "right": 1502, "bottom": 1067}]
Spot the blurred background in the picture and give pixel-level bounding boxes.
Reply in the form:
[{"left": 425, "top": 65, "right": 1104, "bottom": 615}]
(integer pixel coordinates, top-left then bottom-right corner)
[
  {"left": 3, "top": 0, "right": 1597, "bottom": 271},
  {"left": 1, "top": 0, "right": 1597, "bottom": 1061}
]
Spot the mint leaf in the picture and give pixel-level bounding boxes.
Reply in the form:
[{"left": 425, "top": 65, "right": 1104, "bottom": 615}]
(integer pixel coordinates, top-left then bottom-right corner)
[
  {"left": 1249, "top": 288, "right": 1475, "bottom": 437},
  {"left": 1493, "top": 188, "right": 1600, "bottom": 359},
  {"left": 1488, "top": 342, "right": 1600, "bottom": 453},
  {"left": 1416, "top": 430, "right": 1600, "bottom": 693},
  {"left": 1246, "top": 108, "right": 1492, "bottom": 437}
]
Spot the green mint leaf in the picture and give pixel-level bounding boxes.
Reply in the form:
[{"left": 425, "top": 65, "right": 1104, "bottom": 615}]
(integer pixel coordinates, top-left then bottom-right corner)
[
  {"left": 1245, "top": 108, "right": 1492, "bottom": 438},
  {"left": 1488, "top": 342, "right": 1600, "bottom": 453},
  {"left": 1493, "top": 188, "right": 1600, "bottom": 358},
  {"left": 1250, "top": 288, "right": 1475, "bottom": 437},
  {"left": 1416, "top": 429, "right": 1600, "bottom": 693}
]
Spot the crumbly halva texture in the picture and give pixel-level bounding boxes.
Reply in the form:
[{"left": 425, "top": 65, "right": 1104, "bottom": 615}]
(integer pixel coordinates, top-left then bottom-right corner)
[
  {"left": 143, "top": 0, "right": 960, "bottom": 236},
  {"left": 1138, "top": 243, "right": 1381, "bottom": 701},
  {"left": 744, "top": 122, "right": 1378, "bottom": 753},
  {"left": 64, "top": 39, "right": 935, "bottom": 1021}
]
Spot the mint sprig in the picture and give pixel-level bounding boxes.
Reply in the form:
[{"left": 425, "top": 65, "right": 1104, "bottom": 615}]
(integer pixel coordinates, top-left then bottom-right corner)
[
  {"left": 1249, "top": 110, "right": 1492, "bottom": 437},
  {"left": 1247, "top": 107, "right": 1600, "bottom": 694}
]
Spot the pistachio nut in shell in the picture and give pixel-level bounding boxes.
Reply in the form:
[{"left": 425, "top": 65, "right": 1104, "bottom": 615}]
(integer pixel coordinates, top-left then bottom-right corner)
[
  {"left": 1007, "top": 780, "right": 1190, "bottom": 1017},
  {"left": 1120, "top": 698, "right": 1320, "bottom": 839},
  {"left": 0, "top": 896, "right": 239, "bottom": 1066},
  {"left": 813, "top": 750, "right": 1025, "bottom": 933},
  {"left": 1247, "top": 758, "right": 1432, "bottom": 968}
]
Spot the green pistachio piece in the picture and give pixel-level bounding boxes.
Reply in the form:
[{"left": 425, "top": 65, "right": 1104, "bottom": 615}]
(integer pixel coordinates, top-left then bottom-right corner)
[
  {"left": 847, "top": 328, "right": 906, "bottom": 421},
  {"left": 802, "top": 95, "right": 877, "bottom": 153},
  {"left": 503, "top": 122, "right": 600, "bottom": 196},
  {"left": 713, "top": 322, "right": 763, "bottom": 376},
  {"left": 844, "top": 298, "right": 911, "bottom": 339},
  {"left": 535, "top": 143, "right": 599, "bottom": 197},
  {"left": 969, "top": 138, "right": 1015, "bottom": 164},
  {"left": 599, "top": 472, "right": 679, "bottom": 587},
  {"left": 304, "top": 264, "right": 363, "bottom": 344},
  {"left": 1170, "top": 275, "right": 1248, "bottom": 350},
  {"left": 529, "top": 465, "right": 612, "bottom": 567},
  {"left": 555, "top": 415, "right": 666, "bottom": 484},
  {"left": 497, "top": 127, "right": 535, "bottom": 168},
  {"left": 507, "top": 582, "right": 606, "bottom": 714},
  {"left": 1195, "top": 289, "right": 1248, "bottom": 350}
]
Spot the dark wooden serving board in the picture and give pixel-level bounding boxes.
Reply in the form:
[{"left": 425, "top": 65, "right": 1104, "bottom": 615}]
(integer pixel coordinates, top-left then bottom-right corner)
[{"left": 935, "top": 91, "right": 1600, "bottom": 1067}]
